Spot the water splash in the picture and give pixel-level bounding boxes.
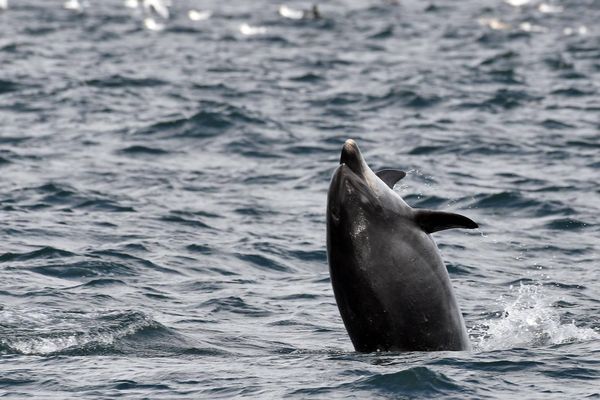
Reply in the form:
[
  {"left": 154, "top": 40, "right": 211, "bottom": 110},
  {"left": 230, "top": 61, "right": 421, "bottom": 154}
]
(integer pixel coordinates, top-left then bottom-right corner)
[{"left": 471, "top": 283, "right": 599, "bottom": 352}]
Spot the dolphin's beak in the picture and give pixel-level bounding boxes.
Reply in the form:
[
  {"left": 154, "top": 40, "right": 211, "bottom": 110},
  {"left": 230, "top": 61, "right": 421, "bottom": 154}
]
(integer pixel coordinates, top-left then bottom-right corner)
[{"left": 339, "top": 139, "right": 365, "bottom": 176}]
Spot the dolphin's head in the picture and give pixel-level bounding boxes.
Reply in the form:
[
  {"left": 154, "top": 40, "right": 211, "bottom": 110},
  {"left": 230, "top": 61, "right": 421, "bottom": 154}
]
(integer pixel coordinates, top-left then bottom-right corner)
[
  {"left": 339, "top": 139, "right": 368, "bottom": 177},
  {"left": 327, "top": 139, "right": 383, "bottom": 228}
]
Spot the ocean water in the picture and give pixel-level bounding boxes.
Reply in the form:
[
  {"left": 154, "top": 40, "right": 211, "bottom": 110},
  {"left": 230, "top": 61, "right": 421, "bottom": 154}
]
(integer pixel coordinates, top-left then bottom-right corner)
[{"left": 0, "top": 0, "right": 599, "bottom": 398}]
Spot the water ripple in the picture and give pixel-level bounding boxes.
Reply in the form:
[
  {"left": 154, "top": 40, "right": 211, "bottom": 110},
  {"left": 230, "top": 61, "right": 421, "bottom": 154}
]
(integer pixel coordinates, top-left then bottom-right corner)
[
  {"left": 0, "top": 246, "right": 76, "bottom": 263},
  {"left": 350, "top": 367, "right": 464, "bottom": 397},
  {"left": 134, "top": 101, "right": 268, "bottom": 139},
  {"left": 0, "top": 0, "right": 599, "bottom": 397}
]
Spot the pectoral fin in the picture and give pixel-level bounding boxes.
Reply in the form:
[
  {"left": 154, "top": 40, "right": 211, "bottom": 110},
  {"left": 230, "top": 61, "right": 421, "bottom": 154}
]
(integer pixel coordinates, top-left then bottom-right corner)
[
  {"left": 375, "top": 169, "right": 406, "bottom": 189},
  {"left": 414, "top": 209, "right": 478, "bottom": 234}
]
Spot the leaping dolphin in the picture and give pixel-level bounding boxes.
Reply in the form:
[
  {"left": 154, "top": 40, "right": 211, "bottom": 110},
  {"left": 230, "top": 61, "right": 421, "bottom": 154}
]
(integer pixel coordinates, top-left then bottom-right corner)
[{"left": 326, "top": 139, "right": 477, "bottom": 352}]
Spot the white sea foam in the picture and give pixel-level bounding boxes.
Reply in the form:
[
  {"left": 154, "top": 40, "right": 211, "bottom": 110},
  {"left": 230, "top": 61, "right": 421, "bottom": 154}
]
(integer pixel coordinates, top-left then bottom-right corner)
[{"left": 471, "top": 283, "right": 599, "bottom": 352}]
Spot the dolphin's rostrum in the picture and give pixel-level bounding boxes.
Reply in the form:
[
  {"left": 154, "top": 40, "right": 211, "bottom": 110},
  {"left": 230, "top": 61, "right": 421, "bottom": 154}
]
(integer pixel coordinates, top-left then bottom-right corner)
[{"left": 326, "top": 139, "right": 477, "bottom": 352}]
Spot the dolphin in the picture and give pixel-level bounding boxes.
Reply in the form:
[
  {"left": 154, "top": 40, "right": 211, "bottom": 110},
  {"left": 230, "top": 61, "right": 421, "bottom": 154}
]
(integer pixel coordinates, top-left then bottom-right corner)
[{"left": 326, "top": 139, "right": 477, "bottom": 352}]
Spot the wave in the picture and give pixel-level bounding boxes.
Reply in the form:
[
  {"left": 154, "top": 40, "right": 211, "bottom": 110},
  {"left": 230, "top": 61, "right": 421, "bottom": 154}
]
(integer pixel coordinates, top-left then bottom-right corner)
[
  {"left": 0, "top": 309, "right": 215, "bottom": 357},
  {"left": 200, "top": 296, "right": 272, "bottom": 317},
  {"left": 0, "top": 79, "right": 21, "bottom": 94},
  {"left": 160, "top": 213, "right": 213, "bottom": 230},
  {"left": 134, "top": 100, "right": 269, "bottom": 139},
  {"left": 310, "top": 88, "right": 441, "bottom": 111},
  {"left": 235, "top": 252, "right": 293, "bottom": 273},
  {"left": 348, "top": 367, "right": 465, "bottom": 397},
  {"left": 84, "top": 75, "right": 167, "bottom": 88},
  {"left": 551, "top": 87, "right": 594, "bottom": 97},
  {"left": 0, "top": 246, "right": 76, "bottom": 263},
  {"left": 186, "top": 244, "right": 213, "bottom": 254},
  {"left": 8, "top": 183, "right": 135, "bottom": 212},
  {"left": 469, "top": 191, "right": 575, "bottom": 216},
  {"left": 29, "top": 260, "right": 135, "bottom": 279},
  {"left": 457, "top": 89, "right": 542, "bottom": 111},
  {"left": 1, "top": 246, "right": 181, "bottom": 279},
  {"left": 87, "top": 249, "right": 182, "bottom": 275},
  {"left": 118, "top": 145, "right": 171, "bottom": 155},
  {"left": 543, "top": 217, "right": 589, "bottom": 231}
]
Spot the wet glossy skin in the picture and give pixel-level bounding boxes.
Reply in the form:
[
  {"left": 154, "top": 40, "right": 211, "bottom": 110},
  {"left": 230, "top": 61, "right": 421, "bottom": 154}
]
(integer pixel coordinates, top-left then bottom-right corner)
[{"left": 327, "top": 140, "right": 471, "bottom": 352}]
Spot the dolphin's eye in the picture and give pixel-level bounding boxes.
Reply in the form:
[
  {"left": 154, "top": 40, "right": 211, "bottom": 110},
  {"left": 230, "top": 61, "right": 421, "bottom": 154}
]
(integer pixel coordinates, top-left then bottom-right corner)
[{"left": 329, "top": 205, "right": 341, "bottom": 223}]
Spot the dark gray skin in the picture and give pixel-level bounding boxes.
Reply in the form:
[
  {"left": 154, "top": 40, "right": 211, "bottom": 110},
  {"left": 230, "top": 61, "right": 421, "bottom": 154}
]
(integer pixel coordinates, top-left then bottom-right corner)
[{"left": 327, "top": 139, "right": 478, "bottom": 352}]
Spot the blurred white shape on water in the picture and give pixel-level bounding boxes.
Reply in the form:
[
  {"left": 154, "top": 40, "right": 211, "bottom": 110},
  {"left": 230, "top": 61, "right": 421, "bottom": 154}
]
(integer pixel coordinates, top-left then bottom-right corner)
[
  {"left": 505, "top": 0, "right": 530, "bottom": 6},
  {"left": 188, "top": 9, "right": 211, "bottom": 21},
  {"left": 279, "top": 5, "right": 304, "bottom": 20},
  {"left": 240, "top": 23, "right": 267, "bottom": 36},
  {"left": 124, "top": 0, "right": 170, "bottom": 31},
  {"left": 143, "top": 0, "right": 170, "bottom": 20},
  {"left": 279, "top": 4, "right": 320, "bottom": 20},
  {"left": 538, "top": 3, "right": 563, "bottom": 13},
  {"left": 64, "top": 0, "right": 84, "bottom": 11},
  {"left": 478, "top": 17, "right": 511, "bottom": 30},
  {"left": 144, "top": 17, "right": 165, "bottom": 31},
  {"left": 0, "top": 0, "right": 7, "bottom": 11},
  {"left": 519, "top": 21, "right": 546, "bottom": 33},
  {"left": 564, "top": 25, "right": 588, "bottom": 36}
]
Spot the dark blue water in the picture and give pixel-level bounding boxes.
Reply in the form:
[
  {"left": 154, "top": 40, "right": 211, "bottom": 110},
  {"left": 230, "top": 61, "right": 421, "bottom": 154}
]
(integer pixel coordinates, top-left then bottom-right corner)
[{"left": 1, "top": 0, "right": 599, "bottom": 398}]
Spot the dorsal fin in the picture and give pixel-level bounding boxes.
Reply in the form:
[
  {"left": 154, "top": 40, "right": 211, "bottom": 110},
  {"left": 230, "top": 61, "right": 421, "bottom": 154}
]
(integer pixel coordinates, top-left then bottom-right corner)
[
  {"left": 414, "top": 209, "right": 478, "bottom": 234},
  {"left": 375, "top": 169, "right": 406, "bottom": 189}
]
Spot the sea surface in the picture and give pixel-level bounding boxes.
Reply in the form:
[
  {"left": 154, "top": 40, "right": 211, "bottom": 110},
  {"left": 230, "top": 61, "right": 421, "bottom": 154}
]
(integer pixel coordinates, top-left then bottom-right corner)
[{"left": 0, "top": 0, "right": 599, "bottom": 398}]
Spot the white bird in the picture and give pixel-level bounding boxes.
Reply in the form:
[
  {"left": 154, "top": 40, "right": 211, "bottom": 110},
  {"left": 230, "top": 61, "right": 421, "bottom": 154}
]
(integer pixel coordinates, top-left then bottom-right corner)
[
  {"left": 505, "top": 0, "right": 530, "bottom": 6},
  {"left": 143, "top": 0, "right": 170, "bottom": 20},
  {"left": 188, "top": 9, "right": 212, "bottom": 21},
  {"left": 278, "top": 4, "right": 320, "bottom": 20},
  {"left": 124, "top": 0, "right": 139, "bottom": 8},
  {"left": 239, "top": 23, "right": 267, "bottom": 36},
  {"left": 279, "top": 5, "right": 304, "bottom": 20},
  {"left": 64, "top": 0, "right": 82, "bottom": 11},
  {"left": 0, "top": 0, "right": 8, "bottom": 11},
  {"left": 144, "top": 17, "right": 165, "bottom": 31}
]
